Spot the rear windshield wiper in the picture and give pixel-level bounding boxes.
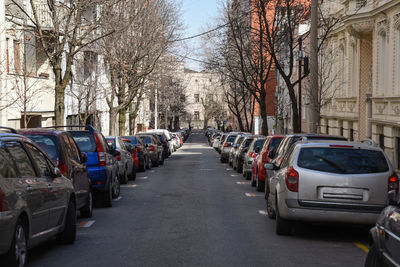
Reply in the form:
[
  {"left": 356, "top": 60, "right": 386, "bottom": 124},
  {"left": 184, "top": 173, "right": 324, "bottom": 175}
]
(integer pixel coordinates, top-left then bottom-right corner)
[{"left": 315, "top": 156, "right": 346, "bottom": 173}]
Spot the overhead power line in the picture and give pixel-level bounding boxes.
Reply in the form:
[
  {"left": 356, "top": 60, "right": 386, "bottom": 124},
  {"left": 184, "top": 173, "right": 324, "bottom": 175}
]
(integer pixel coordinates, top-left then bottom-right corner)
[{"left": 170, "top": 23, "right": 228, "bottom": 43}]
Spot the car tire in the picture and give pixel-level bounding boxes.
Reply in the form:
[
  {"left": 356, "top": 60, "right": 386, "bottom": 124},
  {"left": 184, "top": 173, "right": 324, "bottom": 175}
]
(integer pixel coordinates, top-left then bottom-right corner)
[
  {"left": 265, "top": 187, "right": 276, "bottom": 219},
  {"left": 80, "top": 191, "right": 93, "bottom": 218},
  {"left": 256, "top": 173, "right": 265, "bottom": 192},
  {"left": 246, "top": 172, "right": 252, "bottom": 180},
  {"left": 365, "top": 244, "right": 382, "bottom": 267},
  {"left": 147, "top": 157, "right": 152, "bottom": 169},
  {"left": 129, "top": 166, "right": 136, "bottom": 181},
  {"left": 3, "top": 219, "right": 28, "bottom": 267},
  {"left": 275, "top": 197, "right": 292, "bottom": 236},
  {"left": 120, "top": 170, "right": 129, "bottom": 184},
  {"left": 102, "top": 180, "right": 113, "bottom": 208},
  {"left": 57, "top": 200, "right": 76, "bottom": 244},
  {"left": 112, "top": 174, "right": 120, "bottom": 199}
]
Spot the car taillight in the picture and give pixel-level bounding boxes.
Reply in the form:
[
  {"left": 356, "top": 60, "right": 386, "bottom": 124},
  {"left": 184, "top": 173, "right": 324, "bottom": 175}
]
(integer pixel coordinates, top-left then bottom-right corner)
[
  {"left": 57, "top": 160, "right": 68, "bottom": 176},
  {"left": 0, "top": 189, "right": 8, "bottom": 212},
  {"left": 285, "top": 166, "right": 299, "bottom": 192},
  {"left": 116, "top": 155, "right": 121, "bottom": 161},
  {"left": 94, "top": 133, "right": 106, "bottom": 166},
  {"left": 388, "top": 173, "right": 399, "bottom": 193},
  {"left": 248, "top": 152, "right": 256, "bottom": 158},
  {"left": 148, "top": 145, "right": 155, "bottom": 151},
  {"left": 224, "top": 143, "right": 231, "bottom": 147}
]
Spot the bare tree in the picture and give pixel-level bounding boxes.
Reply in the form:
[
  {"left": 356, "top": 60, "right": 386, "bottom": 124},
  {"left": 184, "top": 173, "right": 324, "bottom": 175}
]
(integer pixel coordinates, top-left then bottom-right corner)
[
  {"left": 8, "top": 0, "right": 118, "bottom": 125},
  {"left": 99, "top": 0, "right": 181, "bottom": 135}
]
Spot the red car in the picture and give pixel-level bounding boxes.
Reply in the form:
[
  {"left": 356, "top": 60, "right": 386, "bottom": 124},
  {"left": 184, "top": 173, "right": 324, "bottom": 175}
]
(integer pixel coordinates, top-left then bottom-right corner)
[{"left": 251, "top": 135, "right": 284, "bottom": 192}]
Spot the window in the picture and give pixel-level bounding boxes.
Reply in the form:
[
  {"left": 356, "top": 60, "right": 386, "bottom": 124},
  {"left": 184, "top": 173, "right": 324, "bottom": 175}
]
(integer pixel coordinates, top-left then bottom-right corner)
[
  {"left": 13, "top": 40, "right": 21, "bottom": 74},
  {"left": 5, "top": 141, "right": 36, "bottom": 177},
  {"left": 25, "top": 134, "right": 60, "bottom": 162},
  {"left": 194, "top": 111, "right": 200, "bottom": 120},
  {"left": 339, "top": 44, "right": 345, "bottom": 96},
  {"left": 356, "top": 0, "right": 367, "bottom": 8},
  {"left": 350, "top": 42, "right": 357, "bottom": 97},
  {"left": 25, "top": 143, "right": 52, "bottom": 177},
  {"left": 70, "top": 132, "right": 97, "bottom": 153},
  {"left": 350, "top": 128, "right": 354, "bottom": 141},
  {"left": 194, "top": 94, "right": 200, "bottom": 103},
  {"left": 297, "top": 147, "right": 388, "bottom": 174},
  {"left": 377, "top": 31, "right": 387, "bottom": 95},
  {"left": 394, "top": 25, "right": 400, "bottom": 95},
  {"left": 67, "top": 134, "right": 81, "bottom": 162},
  {"left": 379, "top": 134, "right": 385, "bottom": 150},
  {"left": 340, "top": 127, "right": 344, "bottom": 137},
  {"left": 0, "top": 146, "right": 17, "bottom": 178}
]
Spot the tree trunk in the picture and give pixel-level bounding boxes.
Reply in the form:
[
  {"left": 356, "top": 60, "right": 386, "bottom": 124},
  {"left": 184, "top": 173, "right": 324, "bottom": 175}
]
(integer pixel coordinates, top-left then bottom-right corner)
[
  {"left": 109, "top": 108, "right": 117, "bottom": 136},
  {"left": 55, "top": 83, "right": 66, "bottom": 126},
  {"left": 259, "top": 92, "right": 269, "bottom": 136},
  {"left": 118, "top": 107, "right": 127, "bottom": 136},
  {"left": 287, "top": 85, "right": 300, "bottom": 133}
]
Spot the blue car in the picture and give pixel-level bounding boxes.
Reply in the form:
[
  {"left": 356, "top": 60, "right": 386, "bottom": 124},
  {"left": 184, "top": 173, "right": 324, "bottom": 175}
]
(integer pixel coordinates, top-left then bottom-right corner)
[{"left": 69, "top": 126, "right": 119, "bottom": 208}]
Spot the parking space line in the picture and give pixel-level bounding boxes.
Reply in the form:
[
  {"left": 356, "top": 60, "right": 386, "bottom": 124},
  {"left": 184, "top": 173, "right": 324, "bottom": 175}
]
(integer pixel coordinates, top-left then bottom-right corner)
[
  {"left": 226, "top": 168, "right": 232, "bottom": 171},
  {"left": 137, "top": 176, "right": 148, "bottom": 180},
  {"left": 78, "top": 220, "right": 95, "bottom": 228},
  {"left": 121, "top": 184, "right": 137, "bottom": 188},
  {"left": 258, "top": 210, "right": 268, "bottom": 215},
  {"left": 231, "top": 174, "right": 238, "bottom": 177},
  {"left": 353, "top": 242, "right": 369, "bottom": 253},
  {"left": 114, "top": 196, "right": 122, "bottom": 201},
  {"left": 245, "top": 193, "right": 261, "bottom": 197},
  {"left": 236, "top": 181, "right": 248, "bottom": 185}
]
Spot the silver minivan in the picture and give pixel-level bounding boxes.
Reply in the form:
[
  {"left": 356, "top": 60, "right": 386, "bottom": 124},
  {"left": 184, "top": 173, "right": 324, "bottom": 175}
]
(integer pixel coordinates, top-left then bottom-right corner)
[{"left": 264, "top": 140, "right": 397, "bottom": 235}]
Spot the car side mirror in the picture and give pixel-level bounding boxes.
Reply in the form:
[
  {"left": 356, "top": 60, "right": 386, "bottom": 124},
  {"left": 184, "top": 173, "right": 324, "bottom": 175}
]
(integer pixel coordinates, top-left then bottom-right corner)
[
  {"left": 53, "top": 167, "right": 62, "bottom": 178},
  {"left": 254, "top": 147, "right": 260, "bottom": 153},
  {"left": 80, "top": 152, "right": 88, "bottom": 163},
  {"left": 264, "top": 163, "right": 277, "bottom": 170}
]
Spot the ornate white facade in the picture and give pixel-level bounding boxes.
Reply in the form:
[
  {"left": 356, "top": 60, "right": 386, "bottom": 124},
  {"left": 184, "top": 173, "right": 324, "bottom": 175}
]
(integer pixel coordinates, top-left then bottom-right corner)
[{"left": 321, "top": 0, "right": 400, "bottom": 171}]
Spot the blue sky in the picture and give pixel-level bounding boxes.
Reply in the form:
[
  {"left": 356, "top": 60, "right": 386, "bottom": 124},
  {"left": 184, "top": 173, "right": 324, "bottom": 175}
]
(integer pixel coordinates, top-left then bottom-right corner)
[{"left": 176, "top": 0, "right": 220, "bottom": 70}]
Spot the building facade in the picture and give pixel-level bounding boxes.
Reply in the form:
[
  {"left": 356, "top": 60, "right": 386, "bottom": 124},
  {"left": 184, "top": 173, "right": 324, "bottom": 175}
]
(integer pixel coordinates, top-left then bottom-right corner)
[{"left": 321, "top": 0, "right": 400, "bottom": 171}]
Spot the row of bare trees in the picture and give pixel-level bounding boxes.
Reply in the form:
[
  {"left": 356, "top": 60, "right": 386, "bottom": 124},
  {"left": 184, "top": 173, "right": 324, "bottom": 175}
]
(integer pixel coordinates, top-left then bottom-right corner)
[
  {"left": 204, "top": 0, "right": 342, "bottom": 135},
  {"left": 6, "top": 0, "right": 181, "bottom": 134}
]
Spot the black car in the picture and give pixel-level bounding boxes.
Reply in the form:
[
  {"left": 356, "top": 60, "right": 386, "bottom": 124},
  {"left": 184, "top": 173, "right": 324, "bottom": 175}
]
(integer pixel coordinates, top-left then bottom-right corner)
[
  {"left": 366, "top": 192, "right": 400, "bottom": 267},
  {"left": 19, "top": 128, "right": 92, "bottom": 217},
  {"left": 122, "top": 136, "right": 151, "bottom": 171}
]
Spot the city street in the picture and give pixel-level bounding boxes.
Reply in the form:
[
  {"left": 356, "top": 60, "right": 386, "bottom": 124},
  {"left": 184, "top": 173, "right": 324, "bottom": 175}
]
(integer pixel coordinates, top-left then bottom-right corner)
[{"left": 28, "top": 131, "right": 369, "bottom": 267}]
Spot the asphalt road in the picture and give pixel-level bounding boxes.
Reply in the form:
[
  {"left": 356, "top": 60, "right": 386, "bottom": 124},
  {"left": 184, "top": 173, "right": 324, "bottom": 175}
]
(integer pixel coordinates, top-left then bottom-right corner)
[{"left": 28, "top": 131, "right": 369, "bottom": 267}]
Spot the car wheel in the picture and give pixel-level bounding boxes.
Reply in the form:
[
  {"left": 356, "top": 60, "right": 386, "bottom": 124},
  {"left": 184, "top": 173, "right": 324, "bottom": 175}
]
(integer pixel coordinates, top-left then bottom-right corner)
[
  {"left": 237, "top": 163, "right": 242, "bottom": 173},
  {"left": 265, "top": 188, "right": 276, "bottom": 219},
  {"left": 256, "top": 173, "right": 265, "bottom": 192},
  {"left": 80, "top": 191, "right": 93, "bottom": 218},
  {"left": 275, "top": 196, "right": 292, "bottom": 235},
  {"left": 246, "top": 172, "right": 252, "bottom": 181},
  {"left": 159, "top": 154, "right": 164, "bottom": 165},
  {"left": 147, "top": 157, "right": 152, "bottom": 169},
  {"left": 57, "top": 200, "right": 76, "bottom": 244},
  {"left": 129, "top": 166, "right": 136, "bottom": 181},
  {"left": 120, "top": 170, "right": 129, "bottom": 184},
  {"left": 251, "top": 172, "right": 256, "bottom": 187},
  {"left": 242, "top": 167, "right": 246, "bottom": 178},
  {"left": 365, "top": 244, "right": 382, "bottom": 267},
  {"left": 112, "top": 174, "right": 120, "bottom": 199},
  {"left": 3, "top": 219, "right": 27, "bottom": 267},
  {"left": 102, "top": 180, "right": 113, "bottom": 208}
]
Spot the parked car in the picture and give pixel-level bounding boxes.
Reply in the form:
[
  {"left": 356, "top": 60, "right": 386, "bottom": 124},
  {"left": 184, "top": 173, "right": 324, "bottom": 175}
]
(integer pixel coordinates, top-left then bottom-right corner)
[
  {"left": 213, "top": 135, "right": 221, "bottom": 150},
  {"left": 106, "top": 137, "right": 135, "bottom": 183},
  {"left": 365, "top": 193, "right": 400, "bottom": 267},
  {"left": 229, "top": 134, "right": 248, "bottom": 167},
  {"left": 264, "top": 134, "right": 347, "bottom": 194},
  {"left": 19, "top": 128, "right": 93, "bottom": 218},
  {"left": 137, "top": 134, "right": 164, "bottom": 166},
  {"left": 232, "top": 135, "right": 257, "bottom": 173},
  {"left": 122, "top": 136, "right": 151, "bottom": 171},
  {"left": 0, "top": 129, "right": 76, "bottom": 267},
  {"left": 218, "top": 134, "right": 227, "bottom": 154},
  {"left": 252, "top": 135, "right": 284, "bottom": 191},
  {"left": 235, "top": 136, "right": 264, "bottom": 185},
  {"left": 69, "top": 125, "right": 120, "bottom": 207},
  {"left": 147, "top": 129, "right": 173, "bottom": 155},
  {"left": 264, "top": 140, "right": 397, "bottom": 235},
  {"left": 220, "top": 132, "right": 245, "bottom": 163}
]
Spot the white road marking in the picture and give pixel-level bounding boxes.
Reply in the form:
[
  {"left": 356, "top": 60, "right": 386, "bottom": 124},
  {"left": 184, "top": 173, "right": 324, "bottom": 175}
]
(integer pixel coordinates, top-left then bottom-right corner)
[
  {"left": 226, "top": 168, "right": 232, "bottom": 171},
  {"left": 258, "top": 210, "right": 268, "bottom": 215},
  {"left": 137, "top": 176, "right": 148, "bottom": 180},
  {"left": 230, "top": 174, "right": 238, "bottom": 177},
  {"left": 236, "top": 181, "right": 249, "bottom": 185},
  {"left": 245, "top": 193, "right": 261, "bottom": 197},
  {"left": 83, "top": 220, "right": 95, "bottom": 228},
  {"left": 114, "top": 196, "right": 122, "bottom": 201},
  {"left": 121, "top": 184, "right": 137, "bottom": 188},
  {"left": 200, "top": 168, "right": 215, "bottom": 171}
]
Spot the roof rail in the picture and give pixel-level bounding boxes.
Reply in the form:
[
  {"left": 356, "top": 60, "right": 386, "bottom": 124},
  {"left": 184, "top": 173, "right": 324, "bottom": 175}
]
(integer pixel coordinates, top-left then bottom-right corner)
[
  {"left": 42, "top": 125, "right": 96, "bottom": 133},
  {"left": 300, "top": 136, "right": 309, "bottom": 143},
  {"left": 361, "top": 139, "right": 377, "bottom": 147},
  {"left": 0, "top": 126, "right": 17, "bottom": 133}
]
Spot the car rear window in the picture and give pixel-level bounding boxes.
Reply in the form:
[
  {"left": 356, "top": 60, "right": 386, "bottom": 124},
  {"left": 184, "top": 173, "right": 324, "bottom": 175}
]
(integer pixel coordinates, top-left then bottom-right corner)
[
  {"left": 270, "top": 138, "right": 283, "bottom": 151},
  {"left": 24, "top": 134, "right": 60, "bottom": 162},
  {"left": 243, "top": 138, "right": 253, "bottom": 148},
  {"left": 254, "top": 139, "right": 265, "bottom": 149},
  {"left": 227, "top": 135, "right": 237, "bottom": 143},
  {"left": 138, "top": 136, "right": 153, "bottom": 144},
  {"left": 297, "top": 147, "right": 389, "bottom": 174},
  {"left": 69, "top": 131, "right": 97, "bottom": 152},
  {"left": 106, "top": 138, "right": 116, "bottom": 147},
  {"left": 122, "top": 136, "right": 139, "bottom": 145}
]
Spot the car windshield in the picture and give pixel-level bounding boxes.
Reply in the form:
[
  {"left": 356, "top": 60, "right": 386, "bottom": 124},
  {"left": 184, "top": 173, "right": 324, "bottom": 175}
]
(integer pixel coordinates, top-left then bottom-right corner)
[
  {"left": 24, "top": 134, "right": 60, "bottom": 162},
  {"left": 253, "top": 139, "right": 265, "bottom": 149},
  {"left": 70, "top": 131, "right": 97, "bottom": 152},
  {"left": 297, "top": 147, "right": 389, "bottom": 174},
  {"left": 270, "top": 138, "right": 283, "bottom": 151}
]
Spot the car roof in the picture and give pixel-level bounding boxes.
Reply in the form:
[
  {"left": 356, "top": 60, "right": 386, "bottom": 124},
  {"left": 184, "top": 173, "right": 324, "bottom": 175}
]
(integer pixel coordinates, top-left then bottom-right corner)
[
  {"left": 294, "top": 140, "right": 382, "bottom": 150},
  {"left": 18, "top": 128, "right": 65, "bottom": 135},
  {"left": 285, "top": 133, "right": 346, "bottom": 140}
]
